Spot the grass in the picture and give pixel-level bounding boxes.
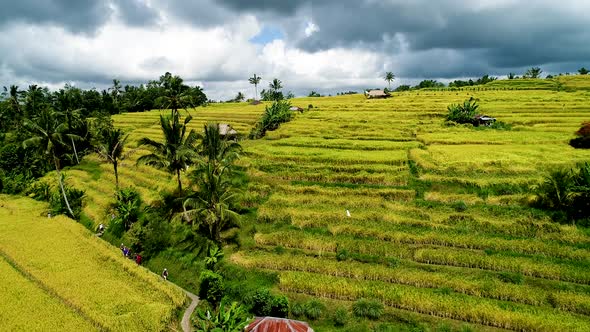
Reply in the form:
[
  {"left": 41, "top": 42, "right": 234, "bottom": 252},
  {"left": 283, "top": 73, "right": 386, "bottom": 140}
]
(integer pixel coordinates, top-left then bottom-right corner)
[{"left": 0, "top": 195, "right": 186, "bottom": 331}]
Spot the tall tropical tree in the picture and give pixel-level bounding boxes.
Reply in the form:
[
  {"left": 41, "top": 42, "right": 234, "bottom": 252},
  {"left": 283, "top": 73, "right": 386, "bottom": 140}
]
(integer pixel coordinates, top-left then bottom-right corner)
[
  {"left": 155, "top": 73, "right": 196, "bottom": 114},
  {"left": 183, "top": 123, "right": 242, "bottom": 243},
  {"left": 96, "top": 127, "right": 130, "bottom": 188},
  {"left": 137, "top": 110, "right": 198, "bottom": 193},
  {"left": 384, "top": 72, "right": 395, "bottom": 89},
  {"left": 248, "top": 74, "right": 262, "bottom": 101},
  {"left": 269, "top": 78, "right": 283, "bottom": 92},
  {"left": 54, "top": 89, "right": 86, "bottom": 164},
  {"left": 22, "top": 107, "right": 79, "bottom": 217}
]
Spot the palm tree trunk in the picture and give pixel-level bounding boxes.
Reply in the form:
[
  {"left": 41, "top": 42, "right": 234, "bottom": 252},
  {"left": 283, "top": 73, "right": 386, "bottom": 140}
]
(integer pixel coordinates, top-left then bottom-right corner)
[
  {"left": 176, "top": 169, "right": 182, "bottom": 193},
  {"left": 255, "top": 84, "right": 258, "bottom": 101},
  {"left": 113, "top": 161, "right": 119, "bottom": 188},
  {"left": 54, "top": 156, "right": 75, "bottom": 218},
  {"left": 71, "top": 137, "right": 80, "bottom": 164}
]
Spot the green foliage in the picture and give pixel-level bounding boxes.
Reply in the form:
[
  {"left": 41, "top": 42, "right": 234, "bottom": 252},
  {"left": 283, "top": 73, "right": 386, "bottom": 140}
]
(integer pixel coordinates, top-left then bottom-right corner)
[
  {"left": 290, "top": 302, "right": 305, "bottom": 317},
  {"left": 49, "top": 182, "right": 85, "bottom": 220},
  {"left": 333, "top": 306, "right": 349, "bottom": 327},
  {"left": 395, "top": 85, "right": 411, "bottom": 92},
  {"left": 498, "top": 272, "right": 524, "bottom": 285},
  {"left": 308, "top": 91, "right": 321, "bottom": 97},
  {"left": 384, "top": 72, "right": 396, "bottom": 89},
  {"left": 451, "top": 201, "right": 468, "bottom": 212},
  {"left": 336, "top": 248, "right": 349, "bottom": 261},
  {"left": 195, "top": 298, "right": 251, "bottom": 332},
  {"left": 532, "top": 163, "right": 590, "bottom": 224},
  {"left": 578, "top": 67, "right": 589, "bottom": 75},
  {"left": 352, "top": 298, "right": 384, "bottom": 320},
  {"left": 250, "top": 289, "right": 289, "bottom": 318},
  {"left": 304, "top": 299, "right": 325, "bottom": 320},
  {"left": 524, "top": 67, "right": 543, "bottom": 79},
  {"left": 446, "top": 98, "right": 479, "bottom": 124},
  {"left": 416, "top": 80, "right": 445, "bottom": 89},
  {"left": 199, "top": 270, "right": 225, "bottom": 307},
  {"left": 95, "top": 126, "right": 129, "bottom": 187},
  {"left": 109, "top": 188, "right": 143, "bottom": 237},
  {"left": 250, "top": 100, "right": 293, "bottom": 139},
  {"left": 205, "top": 246, "right": 224, "bottom": 270}
]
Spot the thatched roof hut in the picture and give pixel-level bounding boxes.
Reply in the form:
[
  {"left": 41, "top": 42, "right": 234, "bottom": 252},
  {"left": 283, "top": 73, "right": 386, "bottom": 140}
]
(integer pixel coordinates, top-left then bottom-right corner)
[
  {"left": 218, "top": 123, "right": 238, "bottom": 139},
  {"left": 365, "top": 89, "right": 389, "bottom": 99},
  {"left": 289, "top": 106, "right": 304, "bottom": 113},
  {"left": 245, "top": 317, "right": 314, "bottom": 332},
  {"left": 473, "top": 115, "right": 496, "bottom": 126}
]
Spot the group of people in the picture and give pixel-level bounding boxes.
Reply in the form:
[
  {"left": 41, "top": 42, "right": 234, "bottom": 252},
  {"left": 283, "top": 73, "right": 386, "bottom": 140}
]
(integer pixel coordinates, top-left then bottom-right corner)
[{"left": 120, "top": 243, "right": 142, "bottom": 265}]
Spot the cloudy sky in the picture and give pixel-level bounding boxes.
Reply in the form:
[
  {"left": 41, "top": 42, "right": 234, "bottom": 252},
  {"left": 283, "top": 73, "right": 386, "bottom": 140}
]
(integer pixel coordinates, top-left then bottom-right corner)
[{"left": 1, "top": 0, "right": 589, "bottom": 100}]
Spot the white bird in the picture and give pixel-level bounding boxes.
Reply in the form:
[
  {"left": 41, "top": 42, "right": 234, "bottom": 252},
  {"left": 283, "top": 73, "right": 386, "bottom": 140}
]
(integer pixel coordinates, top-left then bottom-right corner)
[{"left": 346, "top": 209, "right": 351, "bottom": 217}]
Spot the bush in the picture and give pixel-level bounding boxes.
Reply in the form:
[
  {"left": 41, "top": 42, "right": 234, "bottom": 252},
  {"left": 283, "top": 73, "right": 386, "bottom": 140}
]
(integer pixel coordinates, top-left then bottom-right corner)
[
  {"left": 290, "top": 302, "right": 305, "bottom": 317},
  {"left": 199, "top": 270, "right": 224, "bottom": 306},
  {"left": 333, "top": 307, "right": 348, "bottom": 327},
  {"left": 570, "top": 122, "right": 590, "bottom": 149},
  {"left": 446, "top": 98, "right": 479, "bottom": 124},
  {"left": 352, "top": 298, "right": 384, "bottom": 320},
  {"left": 451, "top": 201, "right": 468, "bottom": 212},
  {"left": 251, "top": 289, "right": 289, "bottom": 318},
  {"left": 249, "top": 101, "right": 293, "bottom": 139},
  {"left": 50, "top": 184, "right": 85, "bottom": 220},
  {"left": 304, "top": 299, "right": 325, "bottom": 320},
  {"left": 336, "top": 248, "right": 349, "bottom": 261},
  {"left": 498, "top": 272, "right": 524, "bottom": 284}
]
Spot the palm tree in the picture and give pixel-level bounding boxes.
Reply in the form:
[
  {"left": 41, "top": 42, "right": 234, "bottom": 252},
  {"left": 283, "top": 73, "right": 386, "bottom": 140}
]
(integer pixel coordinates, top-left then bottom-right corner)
[
  {"left": 137, "top": 110, "right": 198, "bottom": 193},
  {"left": 269, "top": 78, "right": 283, "bottom": 92},
  {"left": 23, "top": 107, "right": 80, "bottom": 217},
  {"left": 54, "top": 90, "right": 85, "bottom": 164},
  {"left": 248, "top": 74, "right": 262, "bottom": 101},
  {"left": 384, "top": 72, "right": 395, "bottom": 89},
  {"left": 183, "top": 123, "right": 242, "bottom": 243},
  {"left": 197, "top": 123, "right": 242, "bottom": 172},
  {"left": 156, "top": 74, "right": 195, "bottom": 115},
  {"left": 183, "top": 162, "right": 240, "bottom": 244},
  {"left": 96, "top": 127, "right": 129, "bottom": 188}
]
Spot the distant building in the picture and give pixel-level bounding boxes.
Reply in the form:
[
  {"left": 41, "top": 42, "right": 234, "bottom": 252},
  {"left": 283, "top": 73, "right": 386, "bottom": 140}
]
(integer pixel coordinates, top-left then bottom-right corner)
[
  {"left": 245, "top": 317, "right": 314, "bottom": 332},
  {"left": 473, "top": 114, "right": 497, "bottom": 126},
  {"left": 365, "top": 89, "right": 389, "bottom": 99},
  {"left": 218, "top": 123, "right": 238, "bottom": 140}
]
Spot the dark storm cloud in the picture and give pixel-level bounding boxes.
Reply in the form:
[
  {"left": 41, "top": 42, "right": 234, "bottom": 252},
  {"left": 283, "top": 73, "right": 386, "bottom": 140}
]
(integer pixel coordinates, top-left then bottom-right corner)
[
  {"left": 114, "top": 0, "right": 161, "bottom": 27},
  {"left": 0, "top": 0, "right": 112, "bottom": 33}
]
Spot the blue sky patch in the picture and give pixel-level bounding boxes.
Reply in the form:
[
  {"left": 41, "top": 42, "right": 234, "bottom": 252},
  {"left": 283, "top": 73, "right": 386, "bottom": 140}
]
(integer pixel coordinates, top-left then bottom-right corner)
[{"left": 249, "top": 25, "right": 285, "bottom": 44}]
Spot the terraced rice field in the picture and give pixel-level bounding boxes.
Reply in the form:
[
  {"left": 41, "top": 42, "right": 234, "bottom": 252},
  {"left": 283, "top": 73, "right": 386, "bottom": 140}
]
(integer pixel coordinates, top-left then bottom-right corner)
[
  {"left": 0, "top": 195, "right": 186, "bottom": 331},
  {"left": 61, "top": 78, "right": 590, "bottom": 331}
]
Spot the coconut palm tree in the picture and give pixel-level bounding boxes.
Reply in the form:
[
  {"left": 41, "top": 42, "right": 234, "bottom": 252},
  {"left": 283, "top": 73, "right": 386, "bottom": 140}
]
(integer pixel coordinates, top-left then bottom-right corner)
[
  {"left": 23, "top": 107, "right": 80, "bottom": 217},
  {"left": 269, "top": 78, "right": 283, "bottom": 92},
  {"left": 156, "top": 74, "right": 195, "bottom": 115},
  {"left": 137, "top": 110, "right": 198, "bottom": 193},
  {"left": 183, "top": 123, "right": 242, "bottom": 243},
  {"left": 96, "top": 127, "right": 129, "bottom": 188},
  {"left": 384, "top": 72, "right": 395, "bottom": 89},
  {"left": 248, "top": 74, "right": 262, "bottom": 101}
]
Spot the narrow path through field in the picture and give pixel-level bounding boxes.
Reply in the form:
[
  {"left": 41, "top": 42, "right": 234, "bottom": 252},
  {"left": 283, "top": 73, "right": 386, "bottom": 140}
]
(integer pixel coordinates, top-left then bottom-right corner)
[{"left": 181, "top": 290, "right": 199, "bottom": 332}]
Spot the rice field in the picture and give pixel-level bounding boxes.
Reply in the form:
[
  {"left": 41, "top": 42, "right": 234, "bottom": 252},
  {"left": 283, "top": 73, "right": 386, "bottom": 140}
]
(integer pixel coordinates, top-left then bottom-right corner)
[
  {"left": 39, "top": 75, "right": 590, "bottom": 331},
  {"left": 0, "top": 195, "right": 186, "bottom": 331}
]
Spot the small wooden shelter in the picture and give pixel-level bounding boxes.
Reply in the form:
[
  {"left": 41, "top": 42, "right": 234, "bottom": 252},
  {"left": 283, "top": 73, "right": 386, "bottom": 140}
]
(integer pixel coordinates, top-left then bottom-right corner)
[
  {"left": 245, "top": 317, "right": 314, "bottom": 332},
  {"left": 289, "top": 106, "right": 304, "bottom": 113},
  {"left": 473, "top": 114, "right": 496, "bottom": 126},
  {"left": 218, "top": 123, "right": 238, "bottom": 139},
  {"left": 365, "top": 89, "right": 389, "bottom": 99}
]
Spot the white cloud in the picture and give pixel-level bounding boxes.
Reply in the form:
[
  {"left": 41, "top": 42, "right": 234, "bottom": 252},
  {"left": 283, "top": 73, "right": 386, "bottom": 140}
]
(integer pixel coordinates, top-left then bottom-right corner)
[{"left": 304, "top": 21, "right": 319, "bottom": 37}]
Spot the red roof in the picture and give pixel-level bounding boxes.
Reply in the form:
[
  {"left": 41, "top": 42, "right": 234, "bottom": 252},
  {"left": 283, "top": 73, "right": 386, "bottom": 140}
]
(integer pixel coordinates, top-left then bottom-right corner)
[{"left": 245, "top": 317, "right": 313, "bottom": 332}]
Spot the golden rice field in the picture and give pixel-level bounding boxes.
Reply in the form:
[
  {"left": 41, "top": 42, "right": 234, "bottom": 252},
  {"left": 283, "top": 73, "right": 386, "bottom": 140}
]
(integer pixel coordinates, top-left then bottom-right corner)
[
  {"left": 0, "top": 195, "right": 186, "bottom": 332},
  {"left": 30, "top": 76, "right": 590, "bottom": 331}
]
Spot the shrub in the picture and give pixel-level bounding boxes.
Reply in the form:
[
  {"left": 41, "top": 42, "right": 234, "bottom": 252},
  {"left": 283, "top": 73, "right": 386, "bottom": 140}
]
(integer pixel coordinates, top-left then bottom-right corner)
[
  {"left": 451, "top": 201, "right": 468, "bottom": 212},
  {"left": 290, "top": 302, "right": 305, "bottom": 317},
  {"left": 352, "top": 298, "right": 384, "bottom": 320},
  {"left": 304, "top": 299, "right": 325, "bottom": 320},
  {"left": 195, "top": 298, "right": 251, "bottom": 332},
  {"left": 199, "top": 270, "right": 224, "bottom": 306},
  {"left": 333, "top": 307, "right": 348, "bottom": 327},
  {"left": 336, "top": 248, "right": 349, "bottom": 261},
  {"left": 50, "top": 185, "right": 85, "bottom": 220},
  {"left": 570, "top": 122, "right": 590, "bottom": 149},
  {"left": 446, "top": 98, "right": 479, "bottom": 124},
  {"left": 251, "top": 289, "right": 289, "bottom": 318},
  {"left": 498, "top": 272, "right": 524, "bottom": 285},
  {"left": 250, "top": 101, "right": 293, "bottom": 139}
]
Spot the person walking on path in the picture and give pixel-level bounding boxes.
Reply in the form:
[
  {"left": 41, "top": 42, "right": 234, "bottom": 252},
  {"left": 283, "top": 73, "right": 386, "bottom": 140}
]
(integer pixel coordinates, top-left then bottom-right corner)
[
  {"left": 162, "top": 268, "right": 168, "bottom": 280},
  {"left": 135, "top": 254, "right": 142, "bottom": 265}
]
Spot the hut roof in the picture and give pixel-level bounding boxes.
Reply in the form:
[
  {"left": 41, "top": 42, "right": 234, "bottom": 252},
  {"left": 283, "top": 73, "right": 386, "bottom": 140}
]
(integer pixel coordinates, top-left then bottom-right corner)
[
  {"left": 245, "top": 317, "right": 314, "bottom": 332},
  {"left": 289, "top": 106, "right": 304, "bottom": 111},
  {"left": 218, "top": 123, "right": 238, "bottom": 136},
  {"left": 365, "top": 89, "right": 389, "bottom": 98}
]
